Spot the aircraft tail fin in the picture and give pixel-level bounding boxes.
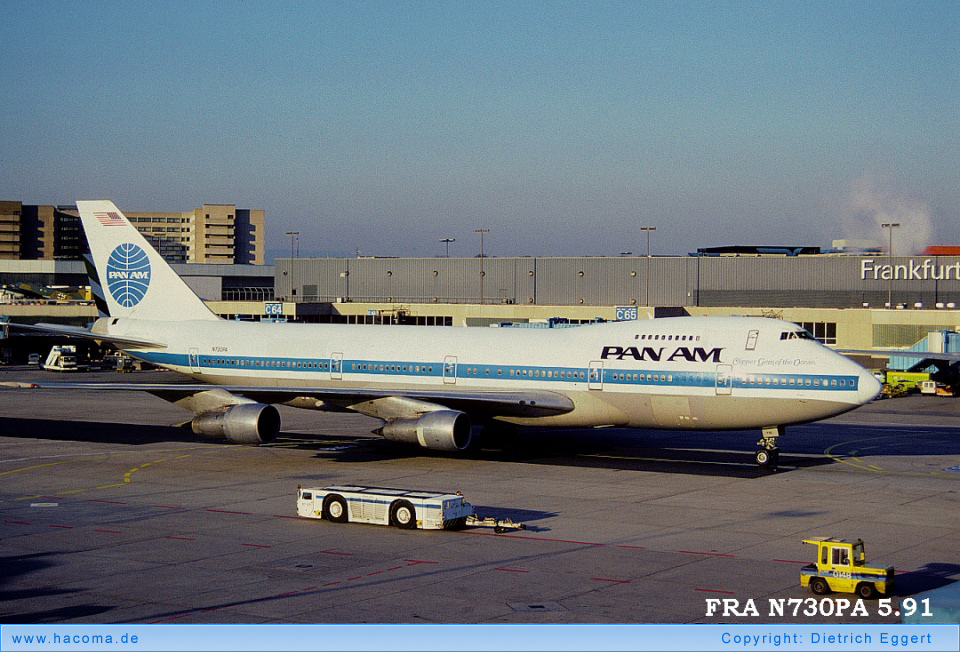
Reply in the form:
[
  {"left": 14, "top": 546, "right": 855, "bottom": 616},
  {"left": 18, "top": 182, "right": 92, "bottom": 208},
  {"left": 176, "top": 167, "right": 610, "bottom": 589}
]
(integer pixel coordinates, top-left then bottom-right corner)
[{"left": 76, "top": 200, "right": 219, "bottom": 322}]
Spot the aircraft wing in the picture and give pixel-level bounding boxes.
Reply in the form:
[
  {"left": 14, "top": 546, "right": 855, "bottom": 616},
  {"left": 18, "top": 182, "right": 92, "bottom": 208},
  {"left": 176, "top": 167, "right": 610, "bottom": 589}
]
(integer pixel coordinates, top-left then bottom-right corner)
[
  {"left": 3, "top": 322, "right": 166, "bottom": 349},
  {"left": 0, "top": 382, "right": 575, "bottom": 419}
]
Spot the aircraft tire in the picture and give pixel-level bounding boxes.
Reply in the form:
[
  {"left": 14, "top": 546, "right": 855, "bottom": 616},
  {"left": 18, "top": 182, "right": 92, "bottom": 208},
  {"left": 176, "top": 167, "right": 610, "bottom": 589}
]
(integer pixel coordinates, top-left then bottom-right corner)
[
  {"left": 755, "top": 448, "right": 779, "bottom": 468},
  {"left": 324, "top": 495, "right": 348, "bottom": 523}
]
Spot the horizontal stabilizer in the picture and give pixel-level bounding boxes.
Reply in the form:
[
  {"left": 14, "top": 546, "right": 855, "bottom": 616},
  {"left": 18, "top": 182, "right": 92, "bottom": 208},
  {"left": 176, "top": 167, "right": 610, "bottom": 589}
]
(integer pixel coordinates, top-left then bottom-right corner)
[{"left": 5, "top": 322, "right": 166, "bottom": 349}]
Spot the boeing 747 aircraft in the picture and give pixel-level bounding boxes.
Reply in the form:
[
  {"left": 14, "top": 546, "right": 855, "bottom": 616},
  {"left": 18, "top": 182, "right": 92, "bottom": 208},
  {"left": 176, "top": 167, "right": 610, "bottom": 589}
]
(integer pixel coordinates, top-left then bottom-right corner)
[{"left": 6, "top": 201, "right": 881, "bottom": 467}]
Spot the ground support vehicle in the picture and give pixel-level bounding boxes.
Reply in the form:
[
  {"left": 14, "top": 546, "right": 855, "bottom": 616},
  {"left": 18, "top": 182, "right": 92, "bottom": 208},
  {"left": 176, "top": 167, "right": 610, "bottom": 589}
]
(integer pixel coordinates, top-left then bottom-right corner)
[
  {"left": 919, "top": 380, "right": 960, "bottom": 397},
  {"left": 881, "top": 382, "right": 909, "bottom": 399},
  {"left": 297, "top": 485, "right": 526, "bottom": 531},
  {"left": 800, "top": 537, "right": 894, "bottom": 599},
  {"left": 884, "top": 371, "right": 929, "bottom": 389},
  {"left": 42, "top": 346, "right": 79, "bottom": 372},
  {"left": 878, "top": 371, "right": 930, "bottom": 398},
  {"left": 298, "top": 485, "right": 475, "bottom": 530}
]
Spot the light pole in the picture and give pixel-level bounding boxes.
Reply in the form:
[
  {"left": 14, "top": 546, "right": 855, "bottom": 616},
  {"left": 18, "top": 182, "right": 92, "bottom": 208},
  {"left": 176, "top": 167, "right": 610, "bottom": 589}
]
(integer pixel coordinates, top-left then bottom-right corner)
[
  {"left": 474, "top": 229, "right": 489, "bottom": 304},
  {"left": 285, "top": 231, "right": 299, "bottom": 301},
  {"left": 440, "top": 238, "right": 455, "bottom": 257},
  {"left": 285, "top": 231, "right": 299, "bottom": 258},
  {"left": 639, "top": 226, "right": 656, "bottom": 306},
  {"left": 882, "top": 222, "right": 899, "bottom": 308}
]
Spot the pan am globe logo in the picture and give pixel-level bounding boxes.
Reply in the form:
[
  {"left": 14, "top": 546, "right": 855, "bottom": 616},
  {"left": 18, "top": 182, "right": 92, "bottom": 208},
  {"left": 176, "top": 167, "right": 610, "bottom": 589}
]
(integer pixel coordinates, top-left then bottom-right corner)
[{"left": 106, "top": 243, "right": 151, "bottom": 307}]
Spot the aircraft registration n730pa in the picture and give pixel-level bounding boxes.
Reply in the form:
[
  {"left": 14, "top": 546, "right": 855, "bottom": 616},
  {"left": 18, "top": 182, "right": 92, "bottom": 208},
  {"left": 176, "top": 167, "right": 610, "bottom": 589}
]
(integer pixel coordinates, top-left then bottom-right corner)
[{"left": 6, "top": 200, "right": 881, "bottom": 467}]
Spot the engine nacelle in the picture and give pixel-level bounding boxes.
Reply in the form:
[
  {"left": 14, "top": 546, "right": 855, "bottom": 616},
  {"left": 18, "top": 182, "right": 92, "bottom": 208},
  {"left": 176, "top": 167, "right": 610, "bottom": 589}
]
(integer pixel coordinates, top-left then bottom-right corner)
[
  {"left": 379, "top": 410, "right": 471, "bottom": 451},
  {"left": 191, "top": 403, "right": 280, "bottom": 445}
]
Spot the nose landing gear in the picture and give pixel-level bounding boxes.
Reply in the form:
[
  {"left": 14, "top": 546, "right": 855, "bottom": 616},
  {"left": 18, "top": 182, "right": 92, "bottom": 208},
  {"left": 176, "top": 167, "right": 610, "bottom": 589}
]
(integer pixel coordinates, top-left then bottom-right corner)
[{"left": 756, "top": 425, "right": 784, "bottom": 469}]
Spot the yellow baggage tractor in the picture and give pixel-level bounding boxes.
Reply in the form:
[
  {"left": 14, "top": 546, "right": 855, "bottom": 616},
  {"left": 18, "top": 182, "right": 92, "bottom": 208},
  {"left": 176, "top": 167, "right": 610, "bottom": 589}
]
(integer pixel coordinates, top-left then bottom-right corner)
[{"left": 800, "top": 537, "right": 894, "bottom": 599}]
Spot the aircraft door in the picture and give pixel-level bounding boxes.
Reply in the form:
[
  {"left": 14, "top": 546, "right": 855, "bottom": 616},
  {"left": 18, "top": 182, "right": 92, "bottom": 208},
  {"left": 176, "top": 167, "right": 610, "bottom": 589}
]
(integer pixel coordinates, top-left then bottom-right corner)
[
  {"left": 330, "top": 352, "right": 343, "bottom": 380},
  {"left": 188, "top": 348, "right": 201, "bottom": 373},
  {"left": 588, "top": 361, "right": 604, "bottom": 390},
  {"left": 443, "top": 356, "right": 457, "bottom": 384},
  {"left": 715, "top": 364, "right": 732, "bottom": 395},
  {"left": 745, "top": 329, "right": 759, "bottom": 351}
]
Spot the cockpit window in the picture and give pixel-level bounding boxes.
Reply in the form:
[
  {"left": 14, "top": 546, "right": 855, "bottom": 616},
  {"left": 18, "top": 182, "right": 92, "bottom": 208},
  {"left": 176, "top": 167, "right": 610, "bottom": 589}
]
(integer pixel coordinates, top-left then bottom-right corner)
[{"left": 780, "top": 330, "right": 815, "bottom": 341}]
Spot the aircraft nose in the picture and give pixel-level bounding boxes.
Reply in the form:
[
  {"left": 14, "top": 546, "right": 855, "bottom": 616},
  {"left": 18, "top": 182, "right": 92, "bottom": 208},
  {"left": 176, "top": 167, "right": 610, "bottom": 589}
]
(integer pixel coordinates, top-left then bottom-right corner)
[{"left": 857, "top": 368, "right": 882, "bottom": 404}]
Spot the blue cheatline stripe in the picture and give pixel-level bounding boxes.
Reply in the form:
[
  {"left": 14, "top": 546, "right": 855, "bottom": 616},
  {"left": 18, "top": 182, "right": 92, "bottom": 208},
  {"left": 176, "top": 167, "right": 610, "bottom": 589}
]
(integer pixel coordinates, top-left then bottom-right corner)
[{"left": 132, "top": 352, "right": 860, "bottom": 392}]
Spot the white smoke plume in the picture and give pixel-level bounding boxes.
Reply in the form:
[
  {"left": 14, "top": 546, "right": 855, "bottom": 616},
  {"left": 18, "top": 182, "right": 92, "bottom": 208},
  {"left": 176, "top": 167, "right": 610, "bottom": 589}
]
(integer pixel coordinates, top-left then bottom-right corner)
[{"left": 842, "top": 174, "right": 934, "bottom": 256}]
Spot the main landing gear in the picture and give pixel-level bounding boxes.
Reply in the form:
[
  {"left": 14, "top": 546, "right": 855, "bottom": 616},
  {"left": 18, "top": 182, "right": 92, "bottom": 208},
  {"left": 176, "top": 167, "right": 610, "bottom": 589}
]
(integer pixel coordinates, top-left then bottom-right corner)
[{"left": 755, "top": 425, "right": 784, "bottom": 469}]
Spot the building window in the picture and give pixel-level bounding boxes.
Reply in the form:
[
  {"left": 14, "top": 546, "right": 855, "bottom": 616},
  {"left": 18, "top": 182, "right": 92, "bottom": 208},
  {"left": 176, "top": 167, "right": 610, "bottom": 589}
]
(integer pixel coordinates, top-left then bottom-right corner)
[{"left": 800, "top": 322, "right": 837, "bottom": 345}]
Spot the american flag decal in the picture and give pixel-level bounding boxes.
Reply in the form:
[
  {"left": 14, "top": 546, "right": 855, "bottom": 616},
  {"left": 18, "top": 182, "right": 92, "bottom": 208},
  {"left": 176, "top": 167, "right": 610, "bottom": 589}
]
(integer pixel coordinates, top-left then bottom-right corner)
[{"left": 94, "top": 211, "right": 126, "bottom": 226}]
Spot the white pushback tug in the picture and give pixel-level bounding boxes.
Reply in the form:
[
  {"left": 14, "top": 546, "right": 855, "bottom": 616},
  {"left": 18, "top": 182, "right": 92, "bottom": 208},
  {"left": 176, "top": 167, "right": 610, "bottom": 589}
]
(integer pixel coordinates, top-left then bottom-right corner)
[{"left": 296, "top": 485, "right": 525, "bottom": 532}]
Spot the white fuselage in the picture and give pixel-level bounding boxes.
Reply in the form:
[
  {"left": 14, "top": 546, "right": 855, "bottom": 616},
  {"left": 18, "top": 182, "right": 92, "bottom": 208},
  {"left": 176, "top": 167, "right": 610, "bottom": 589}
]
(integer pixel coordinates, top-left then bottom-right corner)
[{"left": 106, "top": 315, "right": 881, "bottom": 431}]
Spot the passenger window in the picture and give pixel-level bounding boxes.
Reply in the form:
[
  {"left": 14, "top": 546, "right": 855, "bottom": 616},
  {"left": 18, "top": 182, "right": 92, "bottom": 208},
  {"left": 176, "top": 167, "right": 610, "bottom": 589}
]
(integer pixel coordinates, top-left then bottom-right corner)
[{"left": 821, "top": 547, "right": 829, "bottom": 565}]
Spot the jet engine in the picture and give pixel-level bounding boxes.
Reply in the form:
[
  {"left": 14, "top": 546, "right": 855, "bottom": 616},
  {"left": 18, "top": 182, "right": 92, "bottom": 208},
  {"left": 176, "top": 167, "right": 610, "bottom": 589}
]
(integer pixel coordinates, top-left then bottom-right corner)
[
  {"left": 191, "top": 403, "right": 280, "bottom": 445},
  {"left": 378, "top": 410, "right": 471, "bottom": 451}
]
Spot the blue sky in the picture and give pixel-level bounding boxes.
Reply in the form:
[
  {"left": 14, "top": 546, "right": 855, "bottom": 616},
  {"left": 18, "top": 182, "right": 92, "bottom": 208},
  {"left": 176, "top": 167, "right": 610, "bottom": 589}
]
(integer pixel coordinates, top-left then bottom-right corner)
[{"left": 2, "top": 1, "right": 958, "bottom": 259}]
